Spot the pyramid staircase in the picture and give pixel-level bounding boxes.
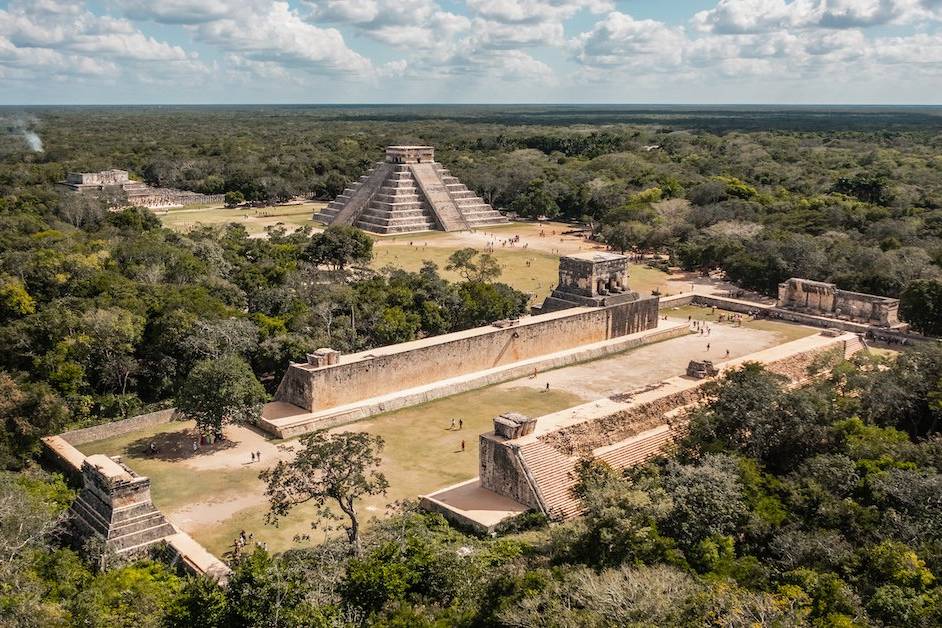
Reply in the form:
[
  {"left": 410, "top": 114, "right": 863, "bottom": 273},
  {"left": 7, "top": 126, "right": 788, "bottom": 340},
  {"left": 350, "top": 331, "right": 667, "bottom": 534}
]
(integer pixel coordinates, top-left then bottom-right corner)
[
  {"left": 314, "top": 146, "right": 508, "bottom": 234},
  {"left": 69, "top": 455, "right": 177, "bottom": 555}
]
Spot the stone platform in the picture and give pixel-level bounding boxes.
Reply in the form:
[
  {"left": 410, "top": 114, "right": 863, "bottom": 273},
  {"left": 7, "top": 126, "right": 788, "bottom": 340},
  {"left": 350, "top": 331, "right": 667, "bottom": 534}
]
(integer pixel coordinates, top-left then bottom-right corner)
[{"left": 260, "top": 320, "right": 689, "bottom": 438}]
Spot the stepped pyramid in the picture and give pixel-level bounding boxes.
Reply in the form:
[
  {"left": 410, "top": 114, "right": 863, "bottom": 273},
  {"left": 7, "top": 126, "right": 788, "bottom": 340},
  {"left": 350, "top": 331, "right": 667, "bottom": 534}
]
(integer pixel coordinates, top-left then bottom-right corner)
[
  {"left": 315, "top": 146, "right": 508, "bottom": 233},
  {"left": 69, "top": 454, "right": 176, "bottom": 555}
]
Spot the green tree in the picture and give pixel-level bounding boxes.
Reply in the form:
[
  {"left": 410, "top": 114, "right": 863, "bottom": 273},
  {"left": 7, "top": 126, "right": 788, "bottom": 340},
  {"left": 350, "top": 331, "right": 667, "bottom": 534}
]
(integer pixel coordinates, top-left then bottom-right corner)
[
  {"left": 510, "top": 179, "right": 560, "bottom": 219},
  {"left": 900, "top": 279, "right": 942, "bottom": 336},
  {"left": 445, "top": 248, "right": 502, "bottom": 283},
  {"left": 224, "top": 191, "right": 245, "bottom": 207},
  {"left": 176, "top": 355, "right": 268, "bottom": 438},
  {"left": 303, "top": 225, "right": 373, "bottom": 271},
  {"left": 603, "top": 221, "right": 652, "bottom": 253},
  {"left": 261, "top": 430, "right": 388, "bottom": 556},
  {"left": 0, "top": 373, "right": 69, "bottom": 470}
]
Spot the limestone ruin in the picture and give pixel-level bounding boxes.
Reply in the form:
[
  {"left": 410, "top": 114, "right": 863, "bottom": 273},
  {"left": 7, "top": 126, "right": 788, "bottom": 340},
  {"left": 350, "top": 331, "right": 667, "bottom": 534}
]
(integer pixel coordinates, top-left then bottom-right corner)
[
  {"left": 266, "top": 252, "right": 671, "bottom": 436},
  {"left": 69, "top": 454, "right": 176, "bottom": 554},
  {"left": 425, "top": 331, "right": 865, "bottom": 530},
  {"left": 777, "top": 278, "right": 904, "bottom": 328},
  {"left": 539, "top": 251, "right": 639, "bottom": 313},
  {"left": 60, "top": 169, "right": 223, "bottom": 209},
  {"left": 314, "top": 146, "right": 508, "bottom": 233}
]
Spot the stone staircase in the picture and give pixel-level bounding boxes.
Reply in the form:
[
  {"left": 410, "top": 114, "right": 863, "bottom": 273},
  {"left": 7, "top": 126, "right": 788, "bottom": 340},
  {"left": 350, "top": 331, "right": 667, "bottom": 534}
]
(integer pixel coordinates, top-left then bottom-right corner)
[
  {"left": 515, "top": 424, "right": 680, "bottom": 522},
  {"left": 517, "top": 440, "right": 581, "bottom": 520},
  {"left": 70, "top": 485, "right": 176, "bottom": 553},
  {"left": 434, "top": 165, "right": 508, "bottom": 229},
  {"left": 314, "top": 147, "right": 508, "bottom": 233},
  {"left": 410, "top": 162, "right": 469, "bottom": 231}
]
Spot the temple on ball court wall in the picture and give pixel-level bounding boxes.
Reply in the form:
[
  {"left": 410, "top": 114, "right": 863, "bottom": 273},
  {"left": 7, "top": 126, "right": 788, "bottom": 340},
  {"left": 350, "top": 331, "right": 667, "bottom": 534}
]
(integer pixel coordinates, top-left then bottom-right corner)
[
  {"left": 537, "top": 251, "right": 640, "bottom": 314},
  {"left": 776, "top": 278, "right": 904, "bottom": 328},
  {"left": 314, "top": 145, "right": 508, "bottom": 233}
]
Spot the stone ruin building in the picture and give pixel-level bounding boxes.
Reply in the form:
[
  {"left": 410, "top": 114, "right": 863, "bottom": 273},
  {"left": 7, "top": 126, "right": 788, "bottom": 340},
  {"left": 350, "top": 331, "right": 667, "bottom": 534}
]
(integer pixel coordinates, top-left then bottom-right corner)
[
  {"left": 69, "top": 454, "right": 176, "bottom": 555},
  {"left": 538, "top": 251, "right": 640, "bottom": 313},
  {"left": 315, "top": 146, "right": 508, "bottom": 233},
  {"left": 60, "top": 169, "right": 223, "bottom": 209},
  {"left": 777, "top": 278, "right": 904, "bottom": 328}
]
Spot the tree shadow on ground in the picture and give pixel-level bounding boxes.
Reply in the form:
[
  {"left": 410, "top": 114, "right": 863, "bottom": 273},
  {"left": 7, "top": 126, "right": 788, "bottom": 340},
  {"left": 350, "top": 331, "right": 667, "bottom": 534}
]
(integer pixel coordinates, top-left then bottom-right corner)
[{"left": 125, "top": 428, "right": 237, "bottom": 462}]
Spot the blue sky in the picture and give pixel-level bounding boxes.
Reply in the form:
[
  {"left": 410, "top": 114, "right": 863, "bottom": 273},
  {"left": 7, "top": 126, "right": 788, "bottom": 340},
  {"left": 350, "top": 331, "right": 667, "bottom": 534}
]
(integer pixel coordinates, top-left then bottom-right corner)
[{"left": 1, "top": 0, "right": 940, "bottom": 104}]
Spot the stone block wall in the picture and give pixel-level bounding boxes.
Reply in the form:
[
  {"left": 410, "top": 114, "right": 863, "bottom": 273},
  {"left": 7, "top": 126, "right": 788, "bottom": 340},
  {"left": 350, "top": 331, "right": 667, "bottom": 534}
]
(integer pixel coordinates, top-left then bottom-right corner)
[
  {"left": 60, "top": 408, "right": 175, "bottom": 446},
  {"left": 479, "top": 434, "right": 540, "bottom": 510},
  {"left": 275, "top": 297, "right": 659, "bottom": 412},
  {"left": 777, "top": 278, "right": 900, "bottom": 327}
]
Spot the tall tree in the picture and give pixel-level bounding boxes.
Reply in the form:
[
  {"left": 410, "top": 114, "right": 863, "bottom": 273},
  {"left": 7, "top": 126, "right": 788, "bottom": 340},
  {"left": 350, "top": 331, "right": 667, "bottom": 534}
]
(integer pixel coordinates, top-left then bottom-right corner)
[
  {"left": 445, "top": 248, "right": 502, "bottom": 283},
  {"left": 176, "top": 355, "right": 267, "bottom": 438},
  {"left": 303, "top": 226, "right": 373, "bottom": 271},
  {"left": 261, "top": 430, "right": 388, "bottom": 556}
]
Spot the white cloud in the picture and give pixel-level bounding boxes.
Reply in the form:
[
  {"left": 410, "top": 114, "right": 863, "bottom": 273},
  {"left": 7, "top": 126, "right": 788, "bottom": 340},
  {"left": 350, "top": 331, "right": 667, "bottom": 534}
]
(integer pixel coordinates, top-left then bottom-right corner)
[
  {"left": 197, "top": 2, "right": 373, "bottom": 74},
  {"left": 465, "top": 0, "right": 613, "bottom": 23},
  {"left": 692, "top": 0, "right": 934, "bottom": 34},
  {"left": 0, "top": 0, "right": 206, "bottom": 85},
  {"left": 115, "top": 0, "right": 263, "bottom": 24},
  {"left": 572, "top": 12, "right": 685, "bottom": 68}
]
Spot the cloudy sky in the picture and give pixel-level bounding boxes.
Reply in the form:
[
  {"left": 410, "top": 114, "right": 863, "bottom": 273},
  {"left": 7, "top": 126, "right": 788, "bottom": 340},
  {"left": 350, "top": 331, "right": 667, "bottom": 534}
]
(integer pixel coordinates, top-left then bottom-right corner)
[{"left": 2, "top": 0, "right": 941, "bottom": 104}]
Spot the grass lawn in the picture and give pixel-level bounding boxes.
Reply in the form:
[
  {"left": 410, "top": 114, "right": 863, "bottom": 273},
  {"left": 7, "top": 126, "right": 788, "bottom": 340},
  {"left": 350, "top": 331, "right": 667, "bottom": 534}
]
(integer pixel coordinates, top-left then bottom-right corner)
[
  {"left": 666, "top": 304, "right": 819, "bottom": 344},
  {"left": 372, "top": 245, "right": 560, "bottom": 304},
  {"left": 79, "top": 385, "right": 583, "bottom": 556},
  {"left": 159, "top": 202, "right": 325, "bottom": 235},
  {"left": 372, "top": 244, "right": 670, "bottom": 305}
]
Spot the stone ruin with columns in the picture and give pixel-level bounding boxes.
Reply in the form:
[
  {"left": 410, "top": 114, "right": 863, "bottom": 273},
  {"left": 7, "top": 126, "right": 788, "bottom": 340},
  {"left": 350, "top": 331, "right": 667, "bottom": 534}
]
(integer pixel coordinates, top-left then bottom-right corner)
[
  {"left": 59, "top": 169, "right": 223, "bottom": 209},
  {"left": 315, "top": 146, "right": 508, "bottom": 233},
  {"left": 777, "top": 278, "right": 905, "bottom": 329},
  {"left": 538, "top": 251, "right": 640, "bottom": 313}
]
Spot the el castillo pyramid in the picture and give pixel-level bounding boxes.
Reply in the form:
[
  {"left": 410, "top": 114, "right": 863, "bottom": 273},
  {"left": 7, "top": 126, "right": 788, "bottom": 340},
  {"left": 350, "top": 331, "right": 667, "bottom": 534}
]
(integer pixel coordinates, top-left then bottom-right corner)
[{"left": 314, "top": 146, "right": 508, "bottom": 233}]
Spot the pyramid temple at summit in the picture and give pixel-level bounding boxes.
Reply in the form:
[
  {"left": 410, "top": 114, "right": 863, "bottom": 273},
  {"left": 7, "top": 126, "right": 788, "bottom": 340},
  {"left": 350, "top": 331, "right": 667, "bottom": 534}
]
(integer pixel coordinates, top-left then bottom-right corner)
[{"left": 315, "top": 146, "right": 508, "bottom": 234}]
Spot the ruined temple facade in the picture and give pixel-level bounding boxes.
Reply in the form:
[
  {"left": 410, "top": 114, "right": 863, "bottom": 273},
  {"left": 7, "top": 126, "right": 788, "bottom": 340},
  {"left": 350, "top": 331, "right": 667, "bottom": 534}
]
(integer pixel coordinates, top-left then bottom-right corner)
[
  {"left": 59, "top": 169, "right": 223, "bottom": 209},
  {"left": 315, "top": 146, "right": 508, "bottom": 233},
  {"left": 777, "top": 278, "right": 903, "bottom": 328},
  {"left": 539, "top": 252, "right": 640, "bottom": 313},
  {"left": 69, "top": 454, "right": 176, "bottom": 554}
]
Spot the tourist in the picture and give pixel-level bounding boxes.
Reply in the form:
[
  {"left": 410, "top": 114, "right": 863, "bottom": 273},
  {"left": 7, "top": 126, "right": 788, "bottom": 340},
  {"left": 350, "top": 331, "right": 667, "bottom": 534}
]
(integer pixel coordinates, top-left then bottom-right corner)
[
  {"left": 149, "top": 441, "right": 157, "bottom": 455},
  {"left": 460, "top": 440, "right": 465, "bottom": 452},
  {"left": 449, "top": 418, "right": 456, "bottom": 430},
  {"left": 545, "top": 382, "right": 550, "bottom": 391},
  {"left": 707, "top": 343, "right": 711, "bottom": 351},
  {"left": 459, "top": 419, "right": 463, "bottom": 430},
  {"left": 725, "top": 349, "right": 730, "bottom": 357},
  {"left": 256, "top": 450, "right": 261, "bottom": 462},
  {"left": 251, "top": 452, "right": 256, "bottom": 462},
  {"left": 192, "top": 440, "right": 198, "bottom": 452}
]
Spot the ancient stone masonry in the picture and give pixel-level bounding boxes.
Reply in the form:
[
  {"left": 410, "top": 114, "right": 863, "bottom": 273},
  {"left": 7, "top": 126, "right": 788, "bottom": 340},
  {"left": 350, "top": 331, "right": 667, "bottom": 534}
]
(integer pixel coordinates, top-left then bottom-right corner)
[
  {"left": 274, "top": 297, "right": 660, "bottom": 416},
  {"left": 470, "top": 333, "right": 859, "bottom": 522},
  {"left": 539, "top": 252, "right": 640, "bottom": 313},
  {"left": 69, "top": 454, "right": 176, "bottom": 555},
  {"left": 314, "top": 146, "right": 508, "bottom": 233},
  {"left": 59, "top": 169, "right": 223, "bottom": 209},
  {"left": 777, "top": 278, "right": 904, "bottom": 328}
]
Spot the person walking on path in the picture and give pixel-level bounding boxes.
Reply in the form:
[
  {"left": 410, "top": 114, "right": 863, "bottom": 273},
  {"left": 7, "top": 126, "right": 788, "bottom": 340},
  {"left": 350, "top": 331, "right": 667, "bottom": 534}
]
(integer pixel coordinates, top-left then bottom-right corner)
[
  {"left": 251, "top": 451, "right": 256, "bottom": 462},
  {"left": 460, "top": 440, "right": 466, "bottom": 452},
  {"left": 459, "top": 419, "right": 463, "bottom": 430},
  {"left": 256, "top": 450, "right": 261, "bottom": 462}
]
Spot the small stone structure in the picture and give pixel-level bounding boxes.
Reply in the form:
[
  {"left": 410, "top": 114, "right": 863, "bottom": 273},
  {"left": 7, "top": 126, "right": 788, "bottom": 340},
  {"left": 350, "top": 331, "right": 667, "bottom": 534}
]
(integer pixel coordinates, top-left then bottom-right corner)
[
  {"left": 777, "top": 278, "right": 903, "bottom": 328},
  {"left": 59, "top": 169, "right": 223, "bottom": 209},
  {"left": 306, "top": 348, "right": 341, "bottom": 367},
  {"left": 539, "top": 252, "right": 639, "bottom": 313},
  {"left": 69, "top": 454, "right": 176, "bottom": 555},
  {"left": 686, "top": 360, "right": 718, "bottom": 379},
  {"left": 315, "top": 146, "right": 508, "bottom": 233}
]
